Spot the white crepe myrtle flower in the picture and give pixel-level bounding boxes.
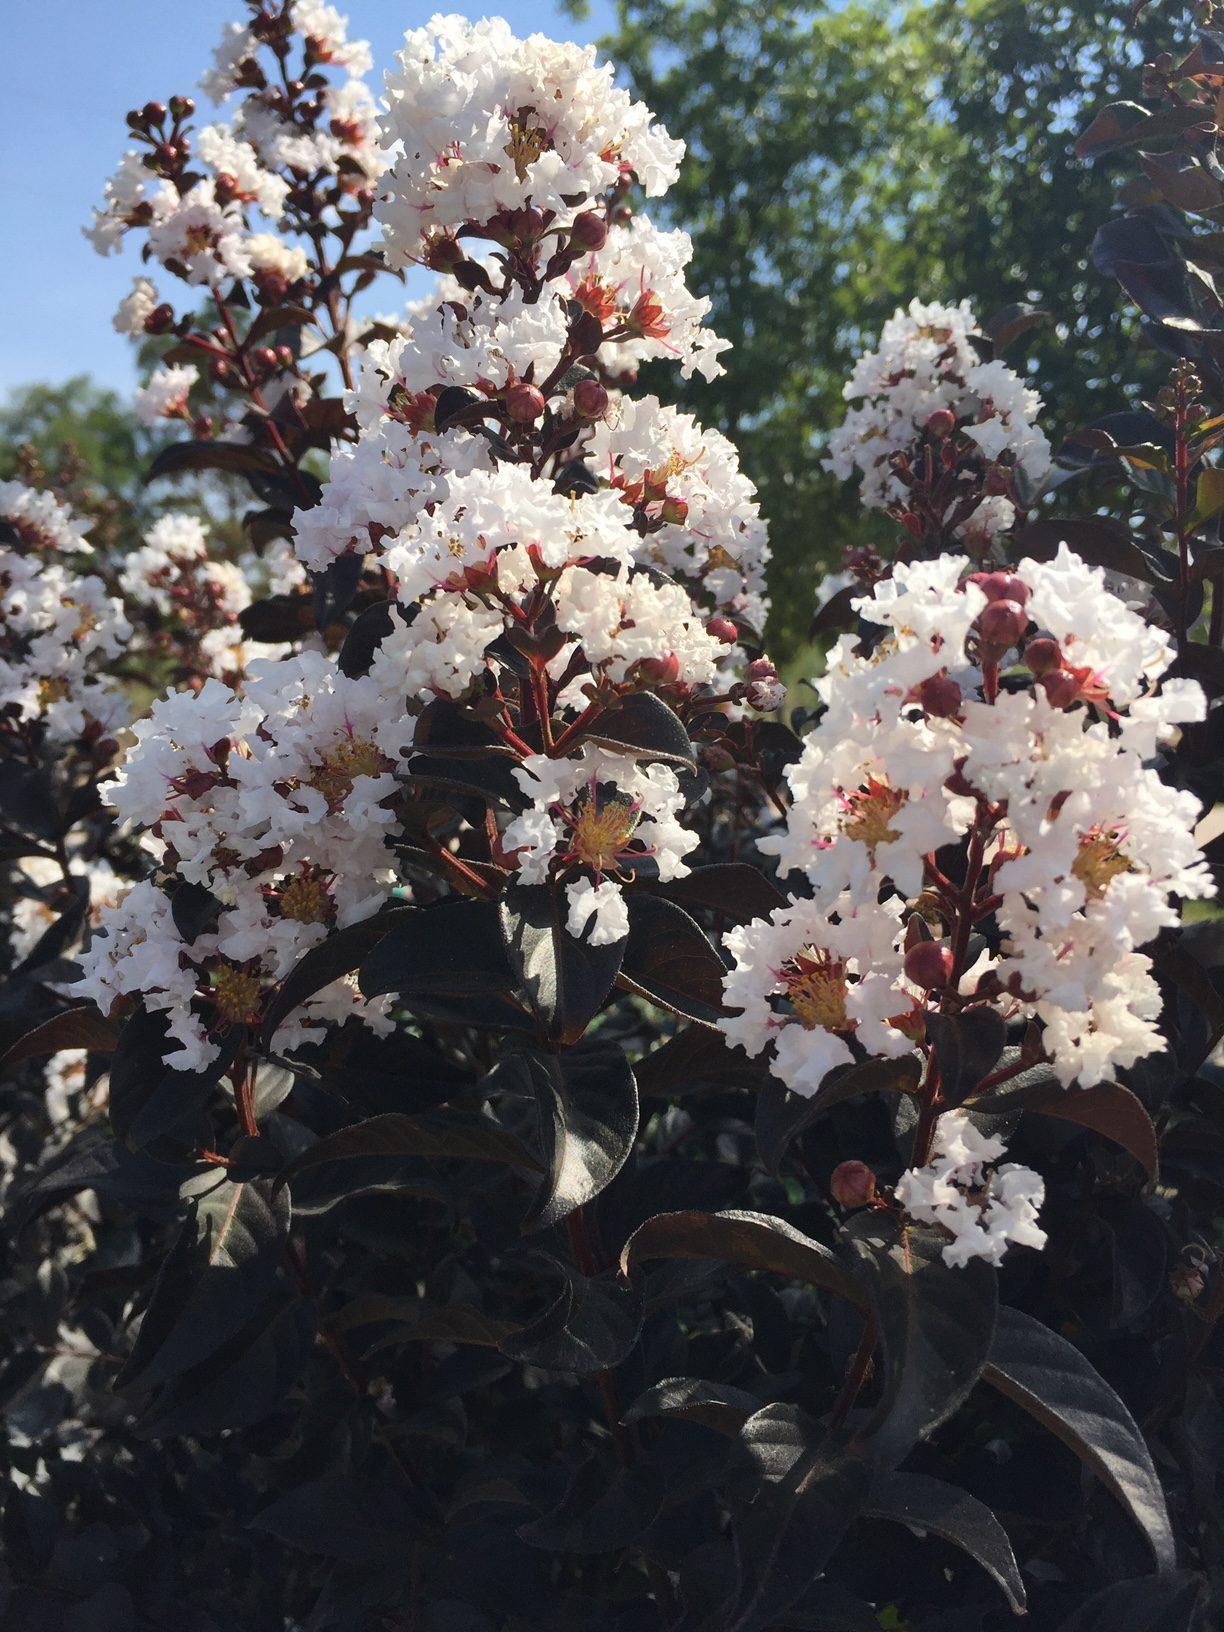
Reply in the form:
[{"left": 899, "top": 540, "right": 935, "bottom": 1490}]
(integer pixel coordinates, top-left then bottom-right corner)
[
  {"left": 200, "top": 20, "right": 258, "bottom": 103},
  {"left": 245, "top": 232, "right": 309, "bottom": 286},
  {"left": 134, "top": 363, "right": 199, "bottom": 426},
  {"left": 146, "top": 180, "right": 253, "bottom": 286},
  {"left": 85, "top": 151, "right": 176, "bottom": 256},
  {"left": 113, "top": 276, "right": 160, "bottom": 337},
  {"left": 571, "top": 217, "right": 731, "bottom": 382},
  {"left": 291, "top": 0, "right": 372, "bottom": 76},
  {"left": 589, "top": 395, "right": 770, "bottom": 622},
  {"left": 896, "top": 1109, "right": 1047, "bottom": 1268},
  {"left": 720, "top": 895, "right": 915, "bottom": 1097},
  {"left": 504, "top": 748, "right": 698, "bottom": 885},
  {"left": 565, "top": 877, "right": 630, "bottom": 946},
  {"left": 377, "top": 14, "right": 683, "bottom": 266}
]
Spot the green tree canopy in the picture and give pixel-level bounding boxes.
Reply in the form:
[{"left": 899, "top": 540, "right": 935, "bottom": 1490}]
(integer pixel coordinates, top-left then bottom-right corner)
[{"left": 567, "top": 0, "right": 1173, "bottom": 659}]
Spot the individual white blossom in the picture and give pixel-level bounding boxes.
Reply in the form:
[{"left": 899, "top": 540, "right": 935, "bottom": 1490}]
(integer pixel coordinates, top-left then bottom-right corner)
[
  {"left": 896, "top": 1110, "right": 1047, "bottom": 1268},
  {"left": 113, "top": 276, "right": 160, "bottom": 337},
  {"left": 134, "top": 363, "right": 199, "bottom": 426}
]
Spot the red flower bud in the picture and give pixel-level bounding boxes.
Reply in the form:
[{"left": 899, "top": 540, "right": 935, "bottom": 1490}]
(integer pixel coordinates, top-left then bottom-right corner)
[
  {"left": 972, "top": 571, "right": 1030, "bottom": 605},
  {"left": 145, "top": 303, "right": 175, "bottom": 334},
  {"left": 904, "top": 941, "right": 955, "bottom": 991},
  {"left": 636, "top": 652, "right": 681, "bottom": 685},
  {"left": 706, "top": 617, "right": 738, "bottom": 645},
  {"left": 504, "top": 381, "right": 546, "bottom": 424},
  {"left": 1023, "top": 635, "right": 1061, "bottom": 676},
  {"left": 169, "top": 95, "right": 195, "bottom": 120},
  {"left": 1040, "top": 668, "right": 1082, "bottom": 708},
  {"left": 926, "top": 407, "right": 957, "bottom": 439},
  {"left": 977, "top": 598, "right": 1028, "bottom": 649},
  {"left": 512, "top": 206, "right": 547, "bottom": 243},
  {"left": 830, "top": 1160, "right": 878, "bottom": 1209},
  {"left": 143, "top": 100, "right": 167, "bottom": 125},
  {"left": 572, "top": 211, "right": 609, "bottom": 251},
  {"left": 915, "top": 673, "right": 963, "bottom": 719},
  {"left": 573, "top": 378, "right": 609, "bottom": 421}
]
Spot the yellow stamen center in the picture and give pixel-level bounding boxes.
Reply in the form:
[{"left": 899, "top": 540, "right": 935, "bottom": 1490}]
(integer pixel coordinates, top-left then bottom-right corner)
[
  {"left": 504, "top": 117, "right": 548, "bottom": 181},
  {"left": 841, "top": 778, "right": 906, "bottom": 852},
  {"left": 211, "top": 962, "right": 262, "bottom": 1024},
  {"left": 280, "top": 874, "right": 333, "bottom": 924},
  {"left": 571, "top": 798, "right": 638, "bottom": 871},
  {"left": 308, "top": 737, "right": 388, "bottom": 808},
  {"left": 1072, "top": 828, "right": 1132, "bottom": 900},
  {"left": 783, "top": 949, "right": 850, "bottom": 1033}
]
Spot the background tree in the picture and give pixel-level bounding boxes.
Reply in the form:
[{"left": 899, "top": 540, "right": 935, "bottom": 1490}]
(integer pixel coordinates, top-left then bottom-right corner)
[{"left": 566, "top": 0, "right": 1178, "bottom": 661}]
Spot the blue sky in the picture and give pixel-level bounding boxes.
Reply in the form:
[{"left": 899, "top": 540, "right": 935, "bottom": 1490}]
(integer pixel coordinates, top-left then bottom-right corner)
[{"left": 0, "top": 1, "right": 613, "bottom": 398}]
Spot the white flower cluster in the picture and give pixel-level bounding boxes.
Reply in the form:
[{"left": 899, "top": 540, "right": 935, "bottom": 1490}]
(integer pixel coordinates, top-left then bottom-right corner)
[
  {"left": 895, "top": 1110, "right": 1047, "bottom": 1268},
  {"left": 118, "top": 512, "right": 267, "bottom": 678},
  {"left": 76, "top": 13, "right": 767, "bottom": 1063},
  {"left": 824, "top": 299, "right": 1052, "bottom": 542},
  {"left": 76, "top": 655, "right": 407, "bottom": 1069},
  {"left": 720, "top": 548, "right": 1213, "bottom": 1097},
  {"left": 87, "top": 0, "right": 381, "bottom": 287},
  {"left": 377, "top": 14, "right": 683, "bottom": 263},
  {"left": 0, "top": 485, "right": 130, "bottom": 747}
]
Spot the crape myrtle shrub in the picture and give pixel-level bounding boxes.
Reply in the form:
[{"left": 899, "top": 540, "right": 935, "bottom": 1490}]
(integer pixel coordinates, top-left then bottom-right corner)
[{"left": 2, "top": 3, "right": 1224, "bottom": 1629}]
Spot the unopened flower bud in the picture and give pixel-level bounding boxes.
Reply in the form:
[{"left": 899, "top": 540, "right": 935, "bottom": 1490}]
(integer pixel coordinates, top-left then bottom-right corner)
[
  {"left": 169, "top": 95, "right": 195, "bottom": 120},
  {"left": 572, "top": 211, "right": 609, "bottom": 251},
  {"left": 830, "top": 1160, "right": 878, "bottom": 1209},
  {"left": 972, "top": 571, "right": 1029, "bottom": 605},
  {"left": 573, "top": 378, "right": 609, "bottom": 421},
  {"left": 706, "top": 617, "right": 738, "bottom": 645},
  {"left": 1023, "top": 635, "right": 1061, "bottom": 676},
  {"left": 211, "top": 358, "right": 232, "bottom": 384},
  {"left": 513, "top": 206, "right": 546, "bottom": 243},
  {"left": 569, "top": 310, "right": 605, "bottom": 358},
  {"left": 926, "top": 407, "right": 956, "bottom": 439},
  {"left": 915, "top": 673, "right": 962, "bottom": 718},
  {"left": 143, "top": 101, "right": 167, "bottom": 125},
  {"left": 505, "top": 381, "right": 546, "bottom": 423},
  {"left": 636, "top": 651, "right": 681, "bottom": 685},
  {"left": 904, "top": 940, "right": 955, "bottom": 990},
  {"left": 145, "top": 303, "right": 175, "bottom": 334},
  {"left": 977, "top": 598, "right": 1028, "bottom": 649},
  {"left": 1041, "top": 668, "right": 1081, "bottom": 708}
]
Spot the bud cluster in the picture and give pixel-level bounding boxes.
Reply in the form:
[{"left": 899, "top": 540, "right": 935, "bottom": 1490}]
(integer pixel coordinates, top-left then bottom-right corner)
[{"left": 823, "top": 298, "right": 1051, "bottom": 548}]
